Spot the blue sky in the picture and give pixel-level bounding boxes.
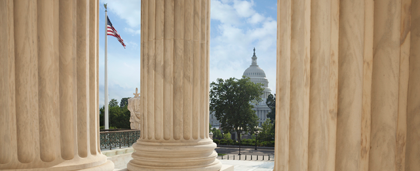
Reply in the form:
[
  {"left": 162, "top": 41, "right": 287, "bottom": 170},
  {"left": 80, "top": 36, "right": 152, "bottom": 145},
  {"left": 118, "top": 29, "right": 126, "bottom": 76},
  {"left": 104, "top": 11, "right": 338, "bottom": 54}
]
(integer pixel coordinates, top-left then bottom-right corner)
[{"left": 98, "top": 0, "right": 278, "bottom": 107}]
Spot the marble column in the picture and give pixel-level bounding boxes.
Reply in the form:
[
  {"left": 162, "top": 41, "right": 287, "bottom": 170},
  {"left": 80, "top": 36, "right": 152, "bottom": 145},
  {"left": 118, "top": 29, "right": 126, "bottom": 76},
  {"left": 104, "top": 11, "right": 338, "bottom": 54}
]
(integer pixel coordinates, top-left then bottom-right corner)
[
  {"left": 0, "top": 0, "right": 113, "bottom": 170},
  {"left": 127, "top": 0, "right": 221, "bottom": 170},
  {"left": 274, "top": 0, "right": 420, "bottom": 170}
]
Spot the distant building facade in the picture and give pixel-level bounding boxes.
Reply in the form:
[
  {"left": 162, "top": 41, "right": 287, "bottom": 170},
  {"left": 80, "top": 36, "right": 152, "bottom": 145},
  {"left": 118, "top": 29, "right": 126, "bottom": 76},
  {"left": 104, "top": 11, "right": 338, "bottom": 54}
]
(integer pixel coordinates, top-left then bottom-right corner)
[{"left": 210, "top": 48, "right": 272, "bottom": 128}]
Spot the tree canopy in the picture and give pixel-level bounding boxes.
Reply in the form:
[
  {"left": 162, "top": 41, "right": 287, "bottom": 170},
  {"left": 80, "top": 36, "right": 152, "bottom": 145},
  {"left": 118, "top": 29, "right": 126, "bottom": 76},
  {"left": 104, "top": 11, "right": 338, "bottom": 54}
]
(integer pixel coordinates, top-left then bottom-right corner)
[
  {"left": 258, "top": 119, "right": 275, "bottom": 141},
  {"left": 120, "top": 97, "right": 130, "bottom": 108},
  {"left": 209, "top": 76, "right": 264, "bottom": 142},
  {"left": 211, "top": 128, "right": 223, "bottom": 140},
  {"left": 100, "top": 98, "right": 131, "bottom": 129},
  {"left": 266, "top": 94, "right": 276, "bottom": 123},
  {"left": 109, "top": 99, "right": 118, "bottom": 108},
  {"left": 223, "top": 132, "right": 231, "bottom": 140}
]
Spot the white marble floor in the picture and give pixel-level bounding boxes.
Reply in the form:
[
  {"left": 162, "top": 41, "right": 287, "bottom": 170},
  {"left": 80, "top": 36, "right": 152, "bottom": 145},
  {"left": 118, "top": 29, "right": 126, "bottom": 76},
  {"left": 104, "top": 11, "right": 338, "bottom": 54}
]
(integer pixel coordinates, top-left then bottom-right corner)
[
  {"left": 108, "top": 147, "right": 275, "bottom": 171},
  {"left": 220, "top": 160, "right": 274, "bottom": 171}
]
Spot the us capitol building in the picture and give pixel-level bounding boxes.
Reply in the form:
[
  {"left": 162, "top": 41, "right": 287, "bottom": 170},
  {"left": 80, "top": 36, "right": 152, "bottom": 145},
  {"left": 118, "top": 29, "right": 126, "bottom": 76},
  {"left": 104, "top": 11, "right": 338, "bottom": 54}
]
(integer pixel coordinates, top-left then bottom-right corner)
[{"left": 210, "top": 48, "right": 272, "bottom": 128}]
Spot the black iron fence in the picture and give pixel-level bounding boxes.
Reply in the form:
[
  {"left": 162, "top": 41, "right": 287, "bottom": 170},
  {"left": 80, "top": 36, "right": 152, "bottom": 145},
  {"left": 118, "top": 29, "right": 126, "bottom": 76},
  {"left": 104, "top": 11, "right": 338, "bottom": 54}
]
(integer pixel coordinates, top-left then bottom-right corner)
[
  {"left": 100, "top": 129, "right": 140, "bottom": 150},
  {"left": 218, "top": 154, "right": 274, "bottom": 161}
]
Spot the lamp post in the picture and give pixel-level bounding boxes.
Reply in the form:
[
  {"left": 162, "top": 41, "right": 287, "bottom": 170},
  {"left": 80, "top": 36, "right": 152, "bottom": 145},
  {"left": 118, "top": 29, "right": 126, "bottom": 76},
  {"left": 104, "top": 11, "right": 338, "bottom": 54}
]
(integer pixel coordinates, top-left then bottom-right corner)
[
  {"left": 237, "top": 127, "right": 243, "bottom": 156},
  {"left": 238, "top": 132, "right": 241, "bottom": 156},
  {"left": 254, "top": 126, "right": 259, "bottom": 150},
  {"left": 255, "top": 131, "right": 258, "bottom": 150}
]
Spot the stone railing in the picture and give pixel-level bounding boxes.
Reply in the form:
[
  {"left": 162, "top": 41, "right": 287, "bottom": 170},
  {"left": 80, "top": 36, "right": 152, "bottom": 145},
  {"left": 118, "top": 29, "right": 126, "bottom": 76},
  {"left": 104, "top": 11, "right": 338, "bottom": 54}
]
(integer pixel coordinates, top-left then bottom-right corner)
[
  {"left": 218, "top": 154, "right": 274, "bottom": 161},
  {"left": 100, "top": 129, "right": 140, "bottom": 150}
]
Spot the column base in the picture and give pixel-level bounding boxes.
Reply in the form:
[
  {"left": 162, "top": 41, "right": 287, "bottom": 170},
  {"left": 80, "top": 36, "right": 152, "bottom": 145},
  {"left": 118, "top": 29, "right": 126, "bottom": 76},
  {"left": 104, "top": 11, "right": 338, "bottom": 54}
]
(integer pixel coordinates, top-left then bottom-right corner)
[
  {"left": 127, "top": 139, "right": 222, "bottom": 171},
  {"left": 1, "top": 154, "right": 114, "bottom": 171}
]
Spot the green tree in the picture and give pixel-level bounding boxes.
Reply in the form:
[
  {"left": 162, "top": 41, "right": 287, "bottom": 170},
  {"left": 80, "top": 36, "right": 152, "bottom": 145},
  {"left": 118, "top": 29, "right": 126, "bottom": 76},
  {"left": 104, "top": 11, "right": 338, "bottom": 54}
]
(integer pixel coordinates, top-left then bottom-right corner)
[
  {"left": 258, "top": 119, "right": 275, "bottom": 141},
  {"left": 266, "top": 94, "right": 276, "bottom": 123},
  {"left": 100, "top": 106, "right": 105, "bottom": 127},
  {"left": 211, "top": 128, "right": 223, "bottom": 139},
  {"left": 109, "top": 99, "right": 118, "bottom": 107},
  {"left": 120, "top": 97, "right": 130, "bottom": 108},
  {"left": 223, "top": 132, "right": 231, "bottom": 140},
  {"left": 99, "top": 98, "right": 131, "bottom": 129},
  {"left": 265, "top": 94, "right": 276, "bottom": 139},
  {"left": 210, "top": 76, "right": 264, "bottom": 142}
]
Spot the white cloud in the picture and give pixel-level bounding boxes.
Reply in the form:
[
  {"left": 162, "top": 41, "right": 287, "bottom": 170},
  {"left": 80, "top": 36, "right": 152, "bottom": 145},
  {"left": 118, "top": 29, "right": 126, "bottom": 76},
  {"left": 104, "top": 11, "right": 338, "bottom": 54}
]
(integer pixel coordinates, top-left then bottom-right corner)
[
  {"left": 98, "top": 45, "right": 140, "bottom": 107},
  {"left": 233, "top": 0, "right": 255, "bottom": 18},
  {"left": 248, "top": 13, "right": 265, "bottom": 24},
  {"left": 209, "top": 0, "right": 277, "bottom": 91},
  {"left": 99, "top": 84, "right": 138, "bottom": 107},
  {"left": 125, "top": 41, "right": 139, "bottom": 48},
  {"left": 211, "top": 0, "right": 264, "bottom": 25},
  {"left": 125, "top": 28, "right": 141, "bottom": 35},
  {"left": 102, "top": 0, "right": 141, "bottom": 28},
  {"left": 211, "top": 0, "right": 241, "bottom": 25},
  {"left": 247, "top": 19, "right": 277, "bottom": 49}
]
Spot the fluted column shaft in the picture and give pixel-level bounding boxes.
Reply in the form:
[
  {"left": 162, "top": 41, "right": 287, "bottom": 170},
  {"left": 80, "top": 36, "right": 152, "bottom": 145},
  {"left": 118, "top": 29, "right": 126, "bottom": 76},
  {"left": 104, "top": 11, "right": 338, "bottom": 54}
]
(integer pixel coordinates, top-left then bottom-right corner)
[
  {"left": 0, "top": 0, "right": 113, "bottom": 170},
  {"left": 275, "top": 0, "right": 420, "bottom": 171},
  {"left": 128, "top": 0, "right": 221, "bottom": 170}
]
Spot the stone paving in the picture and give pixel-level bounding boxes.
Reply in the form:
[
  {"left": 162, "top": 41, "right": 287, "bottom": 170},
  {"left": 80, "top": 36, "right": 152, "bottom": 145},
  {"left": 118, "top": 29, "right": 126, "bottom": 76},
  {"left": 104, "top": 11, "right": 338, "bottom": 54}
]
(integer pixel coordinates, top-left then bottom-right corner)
[
  {"left": 110, "top": 146, "right": 275, "bottom": 171},
  {"left": 220, "top": 160, "right": 274, "bottom": 171}
]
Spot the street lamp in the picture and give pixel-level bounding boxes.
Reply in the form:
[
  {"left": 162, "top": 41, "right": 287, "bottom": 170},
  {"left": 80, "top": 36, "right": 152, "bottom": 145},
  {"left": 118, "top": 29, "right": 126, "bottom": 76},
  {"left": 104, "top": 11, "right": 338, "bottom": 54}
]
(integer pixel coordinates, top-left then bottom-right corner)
[
  {"left": 238, "top": 132, "right": 241, "bottom": 156},
  {"left": 237, "top": 127, "right": 243, "bottom": 156},
  {"left": 255, "top": 131, "right": 258, "bottom": 150},
  {"left": 254, "top": 126, "right": 259, "bottom": 150}
]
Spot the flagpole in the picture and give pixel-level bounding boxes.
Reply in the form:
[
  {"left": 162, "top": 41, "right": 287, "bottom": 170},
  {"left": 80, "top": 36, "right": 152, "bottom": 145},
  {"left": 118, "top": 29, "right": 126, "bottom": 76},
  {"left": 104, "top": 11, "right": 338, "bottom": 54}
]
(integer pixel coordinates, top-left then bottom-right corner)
[{"left": 104, "top": 3, "right": 109, "bottom": 130}]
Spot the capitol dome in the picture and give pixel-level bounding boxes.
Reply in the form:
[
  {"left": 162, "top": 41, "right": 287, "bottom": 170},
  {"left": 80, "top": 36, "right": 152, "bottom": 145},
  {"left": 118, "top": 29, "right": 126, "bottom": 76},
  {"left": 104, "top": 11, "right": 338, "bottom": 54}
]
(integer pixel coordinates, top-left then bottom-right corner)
[
  {"left": 243, "top": 66, "right": 266, "bottom": 77},
  {"left": 243, "top": 49, "right": 266, "bottom": 78},
  {"left": 242, "top": 48, "right": 272, "bottom": 127},
  {"left": 243, "top": 48, "right": 270, "bottom": 91}
]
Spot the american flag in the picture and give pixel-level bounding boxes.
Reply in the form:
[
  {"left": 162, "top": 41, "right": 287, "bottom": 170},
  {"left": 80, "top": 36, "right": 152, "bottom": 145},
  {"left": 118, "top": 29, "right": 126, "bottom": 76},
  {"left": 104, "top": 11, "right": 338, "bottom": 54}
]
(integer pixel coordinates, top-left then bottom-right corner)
[{"left": 107, "top": 16, "right": 126, "bottom": 48}]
